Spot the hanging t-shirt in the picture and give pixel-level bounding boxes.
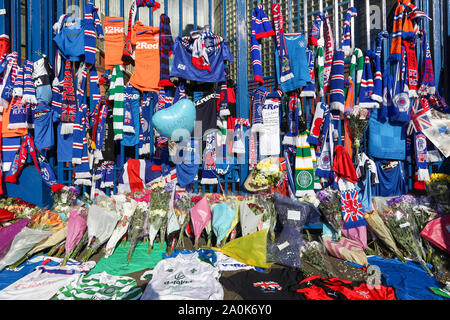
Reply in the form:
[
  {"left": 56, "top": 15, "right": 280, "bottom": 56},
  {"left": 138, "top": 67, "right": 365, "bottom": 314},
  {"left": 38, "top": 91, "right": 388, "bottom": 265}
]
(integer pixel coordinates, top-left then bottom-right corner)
[
  {"left": 371, "top": 159, "right": 407, "bottom": 197},
  {"left": 33, "top": 104, "right": 54, "bottom": 151},
  {"left": 170, "top": 35, "right": 234, "bottom": 83},
  {"left": 53, "top": 17, "right": 86, "bottom": 62},
  {"left": 129, "top": 22, "right": 160, "bottom": 92},
  {"left": 219, "top": 267, "right": 305, "bottom": 300},
  {"left": 141, "top": 252, "right": 224, "bottom": 300},
  {"left": 56, "top": 122, "right": 74, "bottom": 162},
  {"left": 53, "top": 272, "right": 142, "bottom": 300},
  {"left": 275, "top": 33, "right": 310, "bottom": 92},
  {"left": 104, "top": 17, "right": 125, "bottom": 70},
  {"left": 194, "top": 92, "right": 217, "bottom": 139}
]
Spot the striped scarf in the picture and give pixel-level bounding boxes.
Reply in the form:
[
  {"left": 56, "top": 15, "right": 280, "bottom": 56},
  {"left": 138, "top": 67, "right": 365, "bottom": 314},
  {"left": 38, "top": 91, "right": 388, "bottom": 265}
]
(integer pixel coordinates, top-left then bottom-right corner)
[
  {"left": 139, "top": 91, "right": 157, "bottom": 156},
  {"left": 91, "top": 97, "right": 108, "bottom": 162},
  {"left": 12, "top": 65, "right": 23, "bottom": 98},
  {"left": 158, "top": 14, "right": 174, "bottom": 87},
  {"left": 418, "top": 30, "right": 435, "bottom": 96},
  {"left": 329, "top": 49, "right": 346, "bottom": 112},
  {"left": 366, "top": 50, "right": 383, "bottom": 104},
  {"left": 22, "top": 60, "right": 37, "bottom": 105},
  {"left": 72, "top": 103, "right": 91, "bottom": 186},
  {"left": 340, "top": 7, "right": 357, "bottom": 57},
  {"left": 316, "top": 46, "right": 325, "bottom": 97},
  {"left": 315, "top": 104, "right": 334, "bottom": 179},
  {"left": 55, "top": 60, "right": 78, "bottom": 135},
  {"left": 300, "top": 47, "right": 316, "bottom": 98},
  {"left": 295, "top": 131, "right": 315, "bottom": 197},
  {"left": 109, "top": 65, "right": 125, "bottom": 140},
  {"left": 84, "top": 3, "right": 104, "bottom": 67},
  {"left": 282, "top": 92, "right": 299, "bottom": 146},
  {"left": 272, "top": 3, "right": 294, "bottom": 83},
  {"left": 319, "top": 12, "right": 334, "bottom": 93},
  {"left": 250, "top": 86, "right": 268, "bottom": 132},
  {"left": 358, "top": 56, "right": 378, "bottom": 109},
  {"left": 251, "top": 5, "right": 275, "bottom": 84},
  {"left": 0, "top": 52, "right": 18, "bottom": 110}
]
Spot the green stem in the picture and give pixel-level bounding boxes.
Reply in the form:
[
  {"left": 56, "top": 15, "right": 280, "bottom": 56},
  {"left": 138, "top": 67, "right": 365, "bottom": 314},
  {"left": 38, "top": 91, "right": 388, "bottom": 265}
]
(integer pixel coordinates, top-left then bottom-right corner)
[{"left": 7, "top": 252, "right": 31, "bottom": 270}]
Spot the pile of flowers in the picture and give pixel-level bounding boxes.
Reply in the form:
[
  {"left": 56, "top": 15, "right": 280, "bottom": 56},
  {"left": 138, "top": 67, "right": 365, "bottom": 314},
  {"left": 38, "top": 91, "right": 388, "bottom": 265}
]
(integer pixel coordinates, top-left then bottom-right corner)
[
  {"left": 0, "top": 197, "right": 41, "bottom": 225},
  {"left": 426, "top": 173, "right": 450, "bottom": 213}
]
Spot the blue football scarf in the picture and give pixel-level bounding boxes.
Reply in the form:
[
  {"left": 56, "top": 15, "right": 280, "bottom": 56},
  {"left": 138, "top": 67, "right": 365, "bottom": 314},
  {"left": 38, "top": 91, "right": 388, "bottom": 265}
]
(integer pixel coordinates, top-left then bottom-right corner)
[
  {"left": 84, "top": 3, "right": 104, "bottom": 67},
  {"left": 122, "top": 84, "right": 141, "bottom": 147},
  {"left": 282, "top": 92, "right": 299, "bottom": 146},
  {"left": 272, "top": 3, "right": 294, "bottom": 83},
  {"left": 72, "top": 103, "right": 91, "bottom": 186},
  {"left": 139, "top": 91, "right": 157, "bottom": 156},
  {"left": 358, "top": 56, "right": 378, "bottom": 109},
  {"left": 329, "top": 49, "right": 346, "bottom": 112},
  {"left": 300, "top": 47, "right": 316, "bottom": 98},
  {"left": 390, "top": 45, "right": 411, "bottom": 123}
]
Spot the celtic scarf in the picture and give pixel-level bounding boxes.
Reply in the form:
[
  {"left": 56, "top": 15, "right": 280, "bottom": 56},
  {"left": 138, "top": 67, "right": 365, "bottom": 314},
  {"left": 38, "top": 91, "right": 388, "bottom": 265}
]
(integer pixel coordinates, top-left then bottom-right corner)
[
  {"left": 316, "top": 46, "right": 325, "bottom": 97},
  {"left": 295, "top": 131, "right": 315, "bottom": 197},
  {"left": 109, "top": 65, "right": 125, "bottom": 140}
]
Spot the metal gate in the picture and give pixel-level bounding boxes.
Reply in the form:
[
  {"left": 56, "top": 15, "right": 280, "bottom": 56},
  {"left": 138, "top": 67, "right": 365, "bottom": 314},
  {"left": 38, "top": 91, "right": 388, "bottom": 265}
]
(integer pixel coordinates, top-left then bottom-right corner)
[{"left": 0, "top": 0, "right": 448, "bottom": 196}]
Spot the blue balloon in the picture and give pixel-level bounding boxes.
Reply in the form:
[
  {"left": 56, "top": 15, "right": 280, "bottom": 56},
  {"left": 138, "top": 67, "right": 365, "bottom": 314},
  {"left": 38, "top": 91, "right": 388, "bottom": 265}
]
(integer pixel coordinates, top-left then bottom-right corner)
[{"left": 152, "top": 99, "right": 196, "bottom": 142}]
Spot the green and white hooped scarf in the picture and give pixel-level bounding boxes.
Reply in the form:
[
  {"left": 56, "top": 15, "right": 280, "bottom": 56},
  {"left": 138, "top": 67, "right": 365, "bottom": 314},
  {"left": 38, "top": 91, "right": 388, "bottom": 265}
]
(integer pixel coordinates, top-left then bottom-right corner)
[{"left": 295, "top": 131, "right": 315, "bottom": 197}]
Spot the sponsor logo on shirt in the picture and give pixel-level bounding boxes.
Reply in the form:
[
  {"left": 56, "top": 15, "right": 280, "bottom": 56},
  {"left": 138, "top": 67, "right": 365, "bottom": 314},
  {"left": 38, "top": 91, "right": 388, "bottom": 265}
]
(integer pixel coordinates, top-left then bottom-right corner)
[
  {"left": 253, "top": 281, "right": 282, "bottom": 292},
  {"left": 136, "top": 42, "right": 159, "bottom": 50},
  {"left": 177, "top": 64, "right": 186, "bottom": 70},
  {"left": 381, "top": 161, "right": 398, "bottom": 171},
  {"left": 105, "top": 26, "right": 124, "bottom": 34}
]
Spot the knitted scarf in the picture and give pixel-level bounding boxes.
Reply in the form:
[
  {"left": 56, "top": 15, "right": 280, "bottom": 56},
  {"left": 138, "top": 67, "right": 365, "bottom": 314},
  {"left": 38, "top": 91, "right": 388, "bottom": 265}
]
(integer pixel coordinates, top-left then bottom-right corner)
[
  {"left": 316, "top": 46, "right": 325, "bottom": 97},
  {"left": 390, "top": 0, "right": 419, "bottom": 62},
  {"left": 11, "top": 65, "right": 23, "bottom": 99},
  {"left": 300, "top": 47, "right": 316, "bottom": 98},
  {"left": 308, "top": 102, "right": 327, "bottom": 146},
  {"left": 348, "top": 48, "right": 364, "bottom": 99},
  {"left": 403, "top": 40, "right": 418, "bottom": 98},
  {"left": 295, "top": 131, "right": 315, "bottom": 197},
  {"left": 109, "top": 65, "right": 125, "bottom": 140},
  {"left": 92, "top": 97, "right": 108, "bottom": 162},
  {"left": 216, "top": 82, "right": 230, "bottom": 117},
  {"left": 4, "top": 136, "right": 61, "bottom": 192},
  {"left": 311, "top": 144, "right": 321, "bottom": 190},
  {"left": 391, "top": 45, "right": 411, "bottom": 123},
  {"left": 329, "top": 49, "right": 346, "bottom": 112},
  {"left": 358, "top": 56, "right": 378, "bottom": 109},
  {"left": 84, "top": 3, "right": 104, "bottom": 67},
  {"left": 315, "top": 104, "right": 334, "bottom": 179},
  {"left": 158, "top": 14, "right": 174, "bottom": 87},
  {"left": 309, "top": 15, "right": 323, "bottom": 47},
  {"left": 0, "top": 52, "right": 18, "bottom": 111},
  {"left": 7, "top": 97, "right": 27, "bottom": 129},
  {"left": 366, "top": 50, "right": 383, "bottom": 104},
  {"left": 340, "top": 7, "right": 357, "bottom": 57},
  {"left": 201, "top": 131, "right": 218, "bottom": 185},
  {"left": 250, "top": 86, "right": 268, "bottom": 133},
  {"left": 282, "top": 92, "right": 299, "bottom": 146},
  {"left": 272, "top": 3, "right": 294, "bottom": 83},
  {"left": 231, "top": 117, "right": 249, "bottom": 155},
  {"left": 251, "top": 5, "right": 275, "bottom": 84},
  {"left": 58, "top": 60, "right": 78, "bottom": 135},
  {"left": 122, "top": 83, "right": 140, "bottom": 147},
  {"left": 22, "top": 60, "right": 37, "bottom": 105},
  {"left": 319, "top": 12, "right": 334, "bottom": 93},
  {"left": 72, "top": 103, "right": 92, "bottom": 186},
  {"left": 343, "top": 77, "right": 355, "bottom": 159},
  {"left": 414, "top": 131, "right": 430, "bottom": 182},
  {"left": 139, "top": 91, "right": 157, "bottom": 156},
  {"left": 418, "top": 30, "right": 435, "bottom": 96}
]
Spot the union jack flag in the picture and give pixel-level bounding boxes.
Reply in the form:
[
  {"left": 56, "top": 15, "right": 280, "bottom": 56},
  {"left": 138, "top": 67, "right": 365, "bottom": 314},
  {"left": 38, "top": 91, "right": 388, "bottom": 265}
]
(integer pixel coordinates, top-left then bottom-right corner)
[
  {"left": 341, "top": 189, "right": 365, "bottom": 223},
  {"left": 407, "top": 98, "right": 432, "bottom": 135}
]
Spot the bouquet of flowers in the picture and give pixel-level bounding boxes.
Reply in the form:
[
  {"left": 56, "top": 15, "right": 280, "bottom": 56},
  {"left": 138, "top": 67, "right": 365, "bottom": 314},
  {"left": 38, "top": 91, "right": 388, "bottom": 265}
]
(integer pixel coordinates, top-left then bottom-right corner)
[
  {"left": 426, "top": 173, "right": 450, "bottom": 213},
  {"left": 61, "top": 208, "right": 88, "bottom": 266},
  {"left": 174, "top": 192, "right": 194, "bottom": 248},
  {"left": 244, "top": 157, "right": 285, "bottom": 192},
  {"left": 146, "top": 182, "right": 172, "bottom": 253},
  {"left": 105, "top": 196, "right": 137, "bottom": 259},
  {"left": 52, "top": 186, "right": 80, "bottom": 219},
  {"left": 345, "top": 106, "right": 370, "bottom": 163},
  {"left": 254, "top": 194, "right": 277, "bottom": 242},
  {"left": 126, "top": 201, "right": 148, "bottom": 263},
  {"left": 381, "top": 207, "right": 432, "bottom": 275},
  {"left": 300, "top": 232, "right": 334, "bottom": 277},
  {"left": 81, "top": 198, "right": 119, "bottom": 262},
  {"left": 317, "top": 188, "right": 343, "bottom": 238}
]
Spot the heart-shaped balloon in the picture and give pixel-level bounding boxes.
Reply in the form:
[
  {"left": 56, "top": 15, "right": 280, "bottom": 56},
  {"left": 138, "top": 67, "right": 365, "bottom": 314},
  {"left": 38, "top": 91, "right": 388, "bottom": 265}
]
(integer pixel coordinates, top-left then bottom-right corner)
[{"left": 152, "top": 99, "right": 196, "bottom": 141}]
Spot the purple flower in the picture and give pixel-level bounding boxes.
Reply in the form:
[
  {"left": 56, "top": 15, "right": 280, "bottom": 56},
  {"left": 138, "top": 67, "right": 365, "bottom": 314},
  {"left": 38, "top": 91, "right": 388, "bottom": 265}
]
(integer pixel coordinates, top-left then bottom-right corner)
[{"left": 69, "top": 187, "right": 80, "bottom": 196}]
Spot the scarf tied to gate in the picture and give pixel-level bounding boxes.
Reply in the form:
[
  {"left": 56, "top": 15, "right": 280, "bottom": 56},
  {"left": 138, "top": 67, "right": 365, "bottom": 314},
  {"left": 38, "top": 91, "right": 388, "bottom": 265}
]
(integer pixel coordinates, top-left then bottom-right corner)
[{"left": 272, "top": 3, "right": 294, "bottom": 83}]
